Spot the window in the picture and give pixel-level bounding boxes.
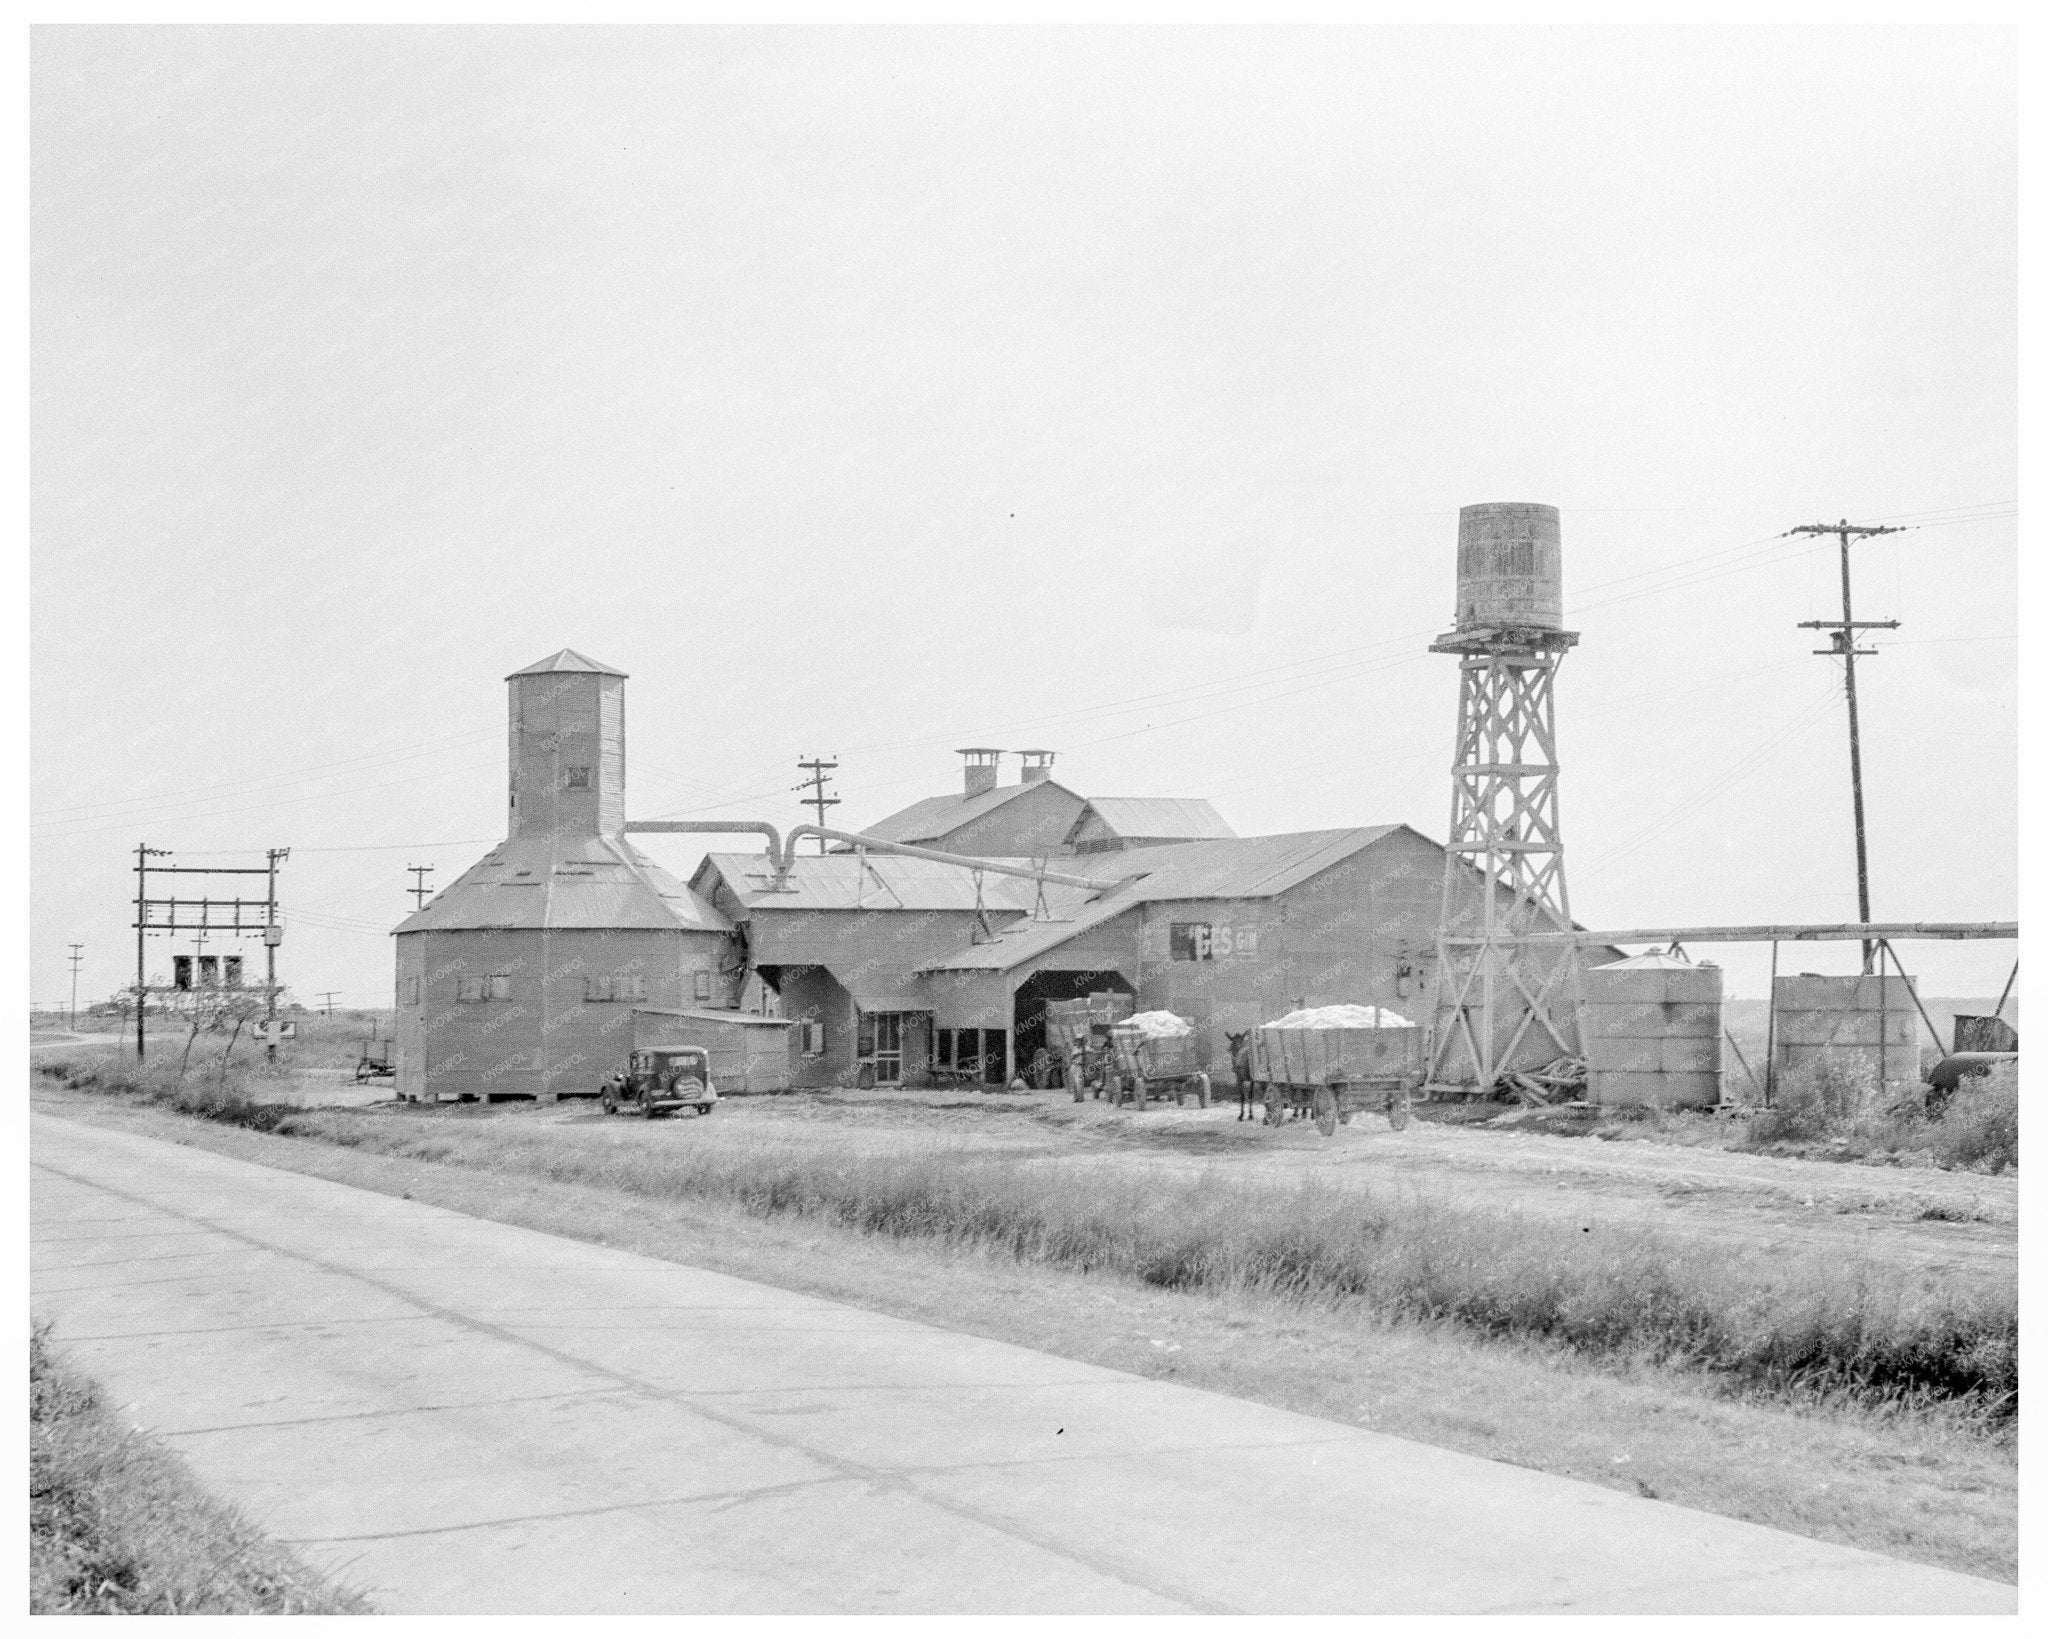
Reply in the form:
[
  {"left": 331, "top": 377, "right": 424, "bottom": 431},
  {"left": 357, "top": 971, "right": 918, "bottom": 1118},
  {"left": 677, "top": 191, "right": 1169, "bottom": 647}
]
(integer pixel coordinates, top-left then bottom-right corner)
[
  {"left": 487, "top": 974, "right": 512, "bottom": 1000},
  {"left": 936, "top": 1027, "right": 954, "bottom": 1067},
  {"left": 405, "top": 977, "right": 421, "bottom": 1005},
  {"left": 693, "top": 969, "right": 713, "bottom": 1002},
  {"left": 565, "top": 767, "right": 591, "bottom": 789},
  {"left": 801, "top": 1021, "right": 826, "bottom": 1057},
  {"left": 584, "top": 975, "right": 647, "bottom": 1003},
  {"left": 457, "top": 976, "right": 486, "bottom": 1002}
]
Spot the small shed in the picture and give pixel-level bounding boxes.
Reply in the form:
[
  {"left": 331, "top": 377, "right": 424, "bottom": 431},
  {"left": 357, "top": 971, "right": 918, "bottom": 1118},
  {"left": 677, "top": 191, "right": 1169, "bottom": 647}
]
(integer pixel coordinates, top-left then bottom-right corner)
[{"left": 632, "top": 1008, "right": 795, "bottom": 1094}]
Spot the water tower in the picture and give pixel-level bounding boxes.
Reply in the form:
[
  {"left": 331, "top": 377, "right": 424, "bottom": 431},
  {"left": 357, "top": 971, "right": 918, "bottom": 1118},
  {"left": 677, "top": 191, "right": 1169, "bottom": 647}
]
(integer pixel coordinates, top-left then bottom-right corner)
[{"left": 1429, "top": 503, "right": 1585, "bottom": 1090}]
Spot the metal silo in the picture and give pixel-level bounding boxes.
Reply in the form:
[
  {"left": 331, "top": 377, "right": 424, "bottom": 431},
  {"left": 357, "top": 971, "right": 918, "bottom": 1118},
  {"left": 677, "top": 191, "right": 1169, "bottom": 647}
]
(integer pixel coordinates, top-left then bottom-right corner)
[
  {"left": 1581, "top": 952, "right": 1724, "bottom": 1109},
  {"left": 1772, "top": 972, "right": 1920, "bottom": 1096},
  {"left": 1455, "top": 502, "right": 1564, "bottom": 632}
]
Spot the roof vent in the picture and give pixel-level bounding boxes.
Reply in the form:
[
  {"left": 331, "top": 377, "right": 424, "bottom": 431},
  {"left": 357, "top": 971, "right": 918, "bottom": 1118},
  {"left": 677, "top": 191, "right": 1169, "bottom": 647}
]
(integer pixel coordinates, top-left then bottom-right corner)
[
  {"left": 956, "top": 747, "right": 1003, "bottom": 798},
  {"left": 1017, "top": 749, "right": 1056, "bottom": 785}
]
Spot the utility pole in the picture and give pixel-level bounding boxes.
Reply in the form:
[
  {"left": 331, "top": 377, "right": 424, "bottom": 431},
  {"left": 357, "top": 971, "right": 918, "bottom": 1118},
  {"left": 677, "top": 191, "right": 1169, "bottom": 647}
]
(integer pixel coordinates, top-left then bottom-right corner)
[
  {"left": 794, "top": 757, "right": 840, "bottom": 854},
  {"left": 317, "top": 991, "right": 340, "bottom": 1015},
  {"left": 406, "top": 864, "right": 434, "bottom": 911},
  {"left": 264, "top": 847, "right": 289, "bottom": 1061},
  {"left": 67, "top": 943, "right": 83, "bottom": 1031},
  {"left": 1792, "top": 518, "right": 1904, "bottom": 974},
  {"left": 133, "top": 844, "right": 169, "bottom": 1058}
]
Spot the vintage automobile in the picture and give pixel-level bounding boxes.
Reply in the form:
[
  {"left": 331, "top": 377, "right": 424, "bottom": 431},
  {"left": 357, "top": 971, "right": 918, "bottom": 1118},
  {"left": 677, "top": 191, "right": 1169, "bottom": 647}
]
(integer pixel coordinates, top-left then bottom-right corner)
[{"left": 599, "top": 1045, "right": 718, "bottom": 1119}]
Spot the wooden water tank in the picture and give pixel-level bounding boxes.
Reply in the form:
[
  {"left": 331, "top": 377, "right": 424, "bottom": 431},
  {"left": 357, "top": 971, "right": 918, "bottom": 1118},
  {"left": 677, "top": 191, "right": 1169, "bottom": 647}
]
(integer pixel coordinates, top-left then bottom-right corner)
[
  {"left": 1582, "top": 953, "right": 1723, "bottom": 1109},
  {"left": 1456, "top": 502, "right": 1564, "bottom": 631}
]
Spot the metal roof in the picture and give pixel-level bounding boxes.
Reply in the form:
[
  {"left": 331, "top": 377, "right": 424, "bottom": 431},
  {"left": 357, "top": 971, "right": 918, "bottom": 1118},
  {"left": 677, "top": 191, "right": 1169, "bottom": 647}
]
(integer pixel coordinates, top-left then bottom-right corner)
[
  {"left": 1069, "top": 797, "right": 1236, "bottom": 842},
  {"left": 858, "top": 779, "right": 1079, "bottom": 845},
  {"left": 917, "top": 827, "right": 1409, "bottom": 973},
  {"left": 393, "top": 833, "right": 730, "bottom": 934},
  {"left": 505, "top": 648, "right": 628, "bottom": 679},
  {"left": 694, "top": 852, "right": 1104, "bottom": 916}
]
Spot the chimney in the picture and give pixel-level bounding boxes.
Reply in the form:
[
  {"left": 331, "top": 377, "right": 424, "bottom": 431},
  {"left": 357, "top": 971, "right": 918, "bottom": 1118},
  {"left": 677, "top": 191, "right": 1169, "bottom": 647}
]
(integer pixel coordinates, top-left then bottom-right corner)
[
  {"left": 956, "top": 747, "right": 1003, "bottom": 798},
  {"left": 1017, "top": 749, "right": 1056, "bottom": 785}
]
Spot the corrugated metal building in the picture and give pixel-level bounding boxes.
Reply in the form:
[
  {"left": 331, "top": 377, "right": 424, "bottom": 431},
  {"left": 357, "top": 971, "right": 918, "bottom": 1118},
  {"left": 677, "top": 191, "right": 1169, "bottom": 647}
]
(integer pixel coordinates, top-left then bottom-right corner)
[
  {"left": 692, "top": 825, "right": 1584, "bottom": 1089},
  {"left": 391, "top": 650, "right": 740, "bottom": 1103},
  {"left": 1064, "top": 796, "right": 1237, "bottom": 853},
  {"left": 689, "top": 850, "right": 1104, "bottom": 1089},
  {"left": 859, "top": 750, "right": 1089, "bottom": 859},
  {"left": 919, "top": 827, "right": 1445, "bottom": 1079}
]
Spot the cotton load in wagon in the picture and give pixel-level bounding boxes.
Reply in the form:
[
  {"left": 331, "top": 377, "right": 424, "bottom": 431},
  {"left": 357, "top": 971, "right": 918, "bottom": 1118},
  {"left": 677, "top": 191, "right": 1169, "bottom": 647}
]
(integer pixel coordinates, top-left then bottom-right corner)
[
  {"left": 1119, "top": 1010, "right": 1194, "bottom": 1039},
  {"left": 1263, "top": 1004, "right": 1414, "bottom": 1030}
]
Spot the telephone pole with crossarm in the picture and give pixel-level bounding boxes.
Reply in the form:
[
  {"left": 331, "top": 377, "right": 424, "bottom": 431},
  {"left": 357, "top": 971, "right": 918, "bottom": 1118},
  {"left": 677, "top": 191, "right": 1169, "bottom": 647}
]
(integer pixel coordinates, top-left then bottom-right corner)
[{"left": 1791, "top": 518, "right": 1904, "bottom": 974}]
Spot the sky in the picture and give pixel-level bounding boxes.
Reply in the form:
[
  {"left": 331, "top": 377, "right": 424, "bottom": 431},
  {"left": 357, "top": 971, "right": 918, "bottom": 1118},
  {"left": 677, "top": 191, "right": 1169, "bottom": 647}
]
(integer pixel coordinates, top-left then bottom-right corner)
[{"left": 31, "top": 25, "right": 2016, "bottom": 1012}]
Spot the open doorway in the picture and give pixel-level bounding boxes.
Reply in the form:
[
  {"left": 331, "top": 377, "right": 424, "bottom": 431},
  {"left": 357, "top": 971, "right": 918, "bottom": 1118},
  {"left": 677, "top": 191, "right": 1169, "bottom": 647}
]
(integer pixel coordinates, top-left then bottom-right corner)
[{"left": 1012, "top": 969, "right": 1136, "bottom": 1088}]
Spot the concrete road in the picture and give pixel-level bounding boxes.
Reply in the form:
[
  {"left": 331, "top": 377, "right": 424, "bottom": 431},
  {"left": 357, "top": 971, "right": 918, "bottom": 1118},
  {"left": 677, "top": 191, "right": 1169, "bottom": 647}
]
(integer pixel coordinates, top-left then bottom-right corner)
[{"left": 31, "top": 1113, "right": 2016, "bottom": 1615}]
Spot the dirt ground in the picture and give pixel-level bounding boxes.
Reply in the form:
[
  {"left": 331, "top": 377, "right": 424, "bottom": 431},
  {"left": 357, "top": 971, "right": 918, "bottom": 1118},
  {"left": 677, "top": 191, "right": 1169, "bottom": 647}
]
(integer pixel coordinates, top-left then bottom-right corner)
[{"left": 379, "top": 1083, "right": 2016, "bottom": 1290}]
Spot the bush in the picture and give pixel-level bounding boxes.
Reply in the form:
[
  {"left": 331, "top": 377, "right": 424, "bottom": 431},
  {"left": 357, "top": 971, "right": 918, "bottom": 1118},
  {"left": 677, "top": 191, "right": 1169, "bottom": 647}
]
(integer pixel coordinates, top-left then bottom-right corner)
[
  {"left": 1753, "top": 1057, "right": 1880, "bottom": 1142},
  {"left": 1928, "top": 1064, "right": 2019, "bottom": 1173},
  {"left": 44, "top": 1053, "right": 297, "bottom": 1135}
]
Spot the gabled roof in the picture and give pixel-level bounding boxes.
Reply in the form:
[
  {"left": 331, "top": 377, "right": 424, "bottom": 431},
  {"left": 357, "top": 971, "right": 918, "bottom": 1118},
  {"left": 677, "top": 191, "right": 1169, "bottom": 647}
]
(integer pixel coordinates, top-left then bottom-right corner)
[
  {"left": 1069, "top": 796, "right": 1236, "bottom": 843},
  {"left": 506, "top": 648, "right": 627, "bottom": 680},
  {"left": 859, "top": 778, "right": 1080, "bottom": 845},
  {"left": 693, "top": 852, "right": 1103, "bottom": 917},
  {"left": 918, "top": 827, "right": 1409, "bottom": 973},
  {"left": 394, "top": 833, "right": 729, "bottom": 934}
]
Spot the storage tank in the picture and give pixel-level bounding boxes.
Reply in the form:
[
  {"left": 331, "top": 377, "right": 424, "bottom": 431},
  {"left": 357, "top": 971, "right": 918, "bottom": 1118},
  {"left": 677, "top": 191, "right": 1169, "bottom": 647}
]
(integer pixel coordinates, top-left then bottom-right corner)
[
  {"left": 1581, "top": 952, "right": 1723, "bottom": 1109},
  {"left": 1772, "top": 973, "right": 1920, "bottom": 1095},
  {"left": 1456, "top": 502, "right": 1564, "bottom": 631}
]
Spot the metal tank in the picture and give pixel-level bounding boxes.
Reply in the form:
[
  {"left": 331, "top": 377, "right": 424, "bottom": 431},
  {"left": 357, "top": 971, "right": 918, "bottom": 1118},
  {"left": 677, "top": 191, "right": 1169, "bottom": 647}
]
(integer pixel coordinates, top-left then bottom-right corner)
[
  {"left": 1455, "top": 502, "right": 1564, "bottom": 631},
  {"left": 1771, "top": 973, "right": 1920, "bottom": 1095},
  {"left": 1581, "top": 952, "right": 1724, "bottom": 1109}
]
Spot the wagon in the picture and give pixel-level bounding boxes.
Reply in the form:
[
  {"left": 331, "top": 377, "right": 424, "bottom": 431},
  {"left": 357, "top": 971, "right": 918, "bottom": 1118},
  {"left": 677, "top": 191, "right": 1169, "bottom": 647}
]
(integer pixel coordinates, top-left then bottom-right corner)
[
  {"left": 598, "top": 1045, "right": 719, "bottom": 1119},
  {"left": 1046, "top": 994, "right": 1133, "bottom": 1102},
  {"left": 352, "top": 1036, "right": 396, "bottom": 1083},
  {"left": 1105, "top": 1017, "right": 1212, "bottom": 1110},
  {"left": 1249, "top": 1022, "right": 1424, "bottom": 1136}
]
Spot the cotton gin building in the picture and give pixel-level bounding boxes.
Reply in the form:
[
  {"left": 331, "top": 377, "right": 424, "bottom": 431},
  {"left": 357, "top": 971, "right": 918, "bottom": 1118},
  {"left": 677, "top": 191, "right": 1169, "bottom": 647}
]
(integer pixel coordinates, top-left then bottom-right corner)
[{"left": 391, "top": 650, "right": 736, "bottom": 1103}]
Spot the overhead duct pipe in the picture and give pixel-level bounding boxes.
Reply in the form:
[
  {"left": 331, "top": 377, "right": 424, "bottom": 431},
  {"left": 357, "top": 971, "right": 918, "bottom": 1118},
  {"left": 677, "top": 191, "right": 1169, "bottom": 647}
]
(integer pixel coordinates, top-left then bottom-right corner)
[
  {"left": 772, "top": 825, "right": 1128, "bottom": 893},
  {"left": 624, "top": 819, "right": 785, "bottom": 861}
]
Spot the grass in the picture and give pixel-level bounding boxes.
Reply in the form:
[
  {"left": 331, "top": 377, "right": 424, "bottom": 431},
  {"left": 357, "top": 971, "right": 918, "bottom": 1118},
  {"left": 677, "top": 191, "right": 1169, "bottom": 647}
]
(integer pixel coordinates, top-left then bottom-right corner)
[
  {"left": 1429, "top": 1058, "right": 2021, "bottom": 1175},
  {"left": 33, "top": 1084, "right": 2021, "bottom": 1585},
  {"left": 29, "top": 1324, "right": 371, "bottom": 1614},
  {"left": 41, "top": 1052, "right": 2014, "bottom": 1424}
]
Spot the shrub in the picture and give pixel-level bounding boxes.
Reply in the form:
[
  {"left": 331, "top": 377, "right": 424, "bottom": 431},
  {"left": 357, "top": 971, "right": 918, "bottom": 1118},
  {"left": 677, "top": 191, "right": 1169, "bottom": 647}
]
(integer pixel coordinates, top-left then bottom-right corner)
[{"left": 1928, "top": 1064, "right": 2018, "bottom": 1173}]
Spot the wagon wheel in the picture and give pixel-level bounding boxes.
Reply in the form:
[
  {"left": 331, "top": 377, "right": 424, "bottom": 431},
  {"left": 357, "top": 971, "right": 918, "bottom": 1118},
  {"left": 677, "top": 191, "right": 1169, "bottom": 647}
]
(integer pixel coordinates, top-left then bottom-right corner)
[
  {"left": 1387, "top": 1090, "right": 1412, "bottom": 1131},
  {"left": 1069, "top": 1064, "right": 1086, "bottom": 1103},
  {"left": 1175, "top": 1080, "right": 1188, "bottom": 1108},
  {"left": 1129, "top": 1074, "right": 1147, "bottom": 1110},
  {"left": 1195, "top": 1072, "right": 1212, "bottom": 1109},
  {"left": 1263, "top": 1085, "right": 1284, "bottom": 1127},
  {"left": 640, "top": 1091, "right": 658, "bottom": 1119},
  {"left": 1314, "top": 1086, "right": 1339, "bottom": 1138},
  {"left": 601, "top": 1085, "right": 617, "bottom": 1116}
]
